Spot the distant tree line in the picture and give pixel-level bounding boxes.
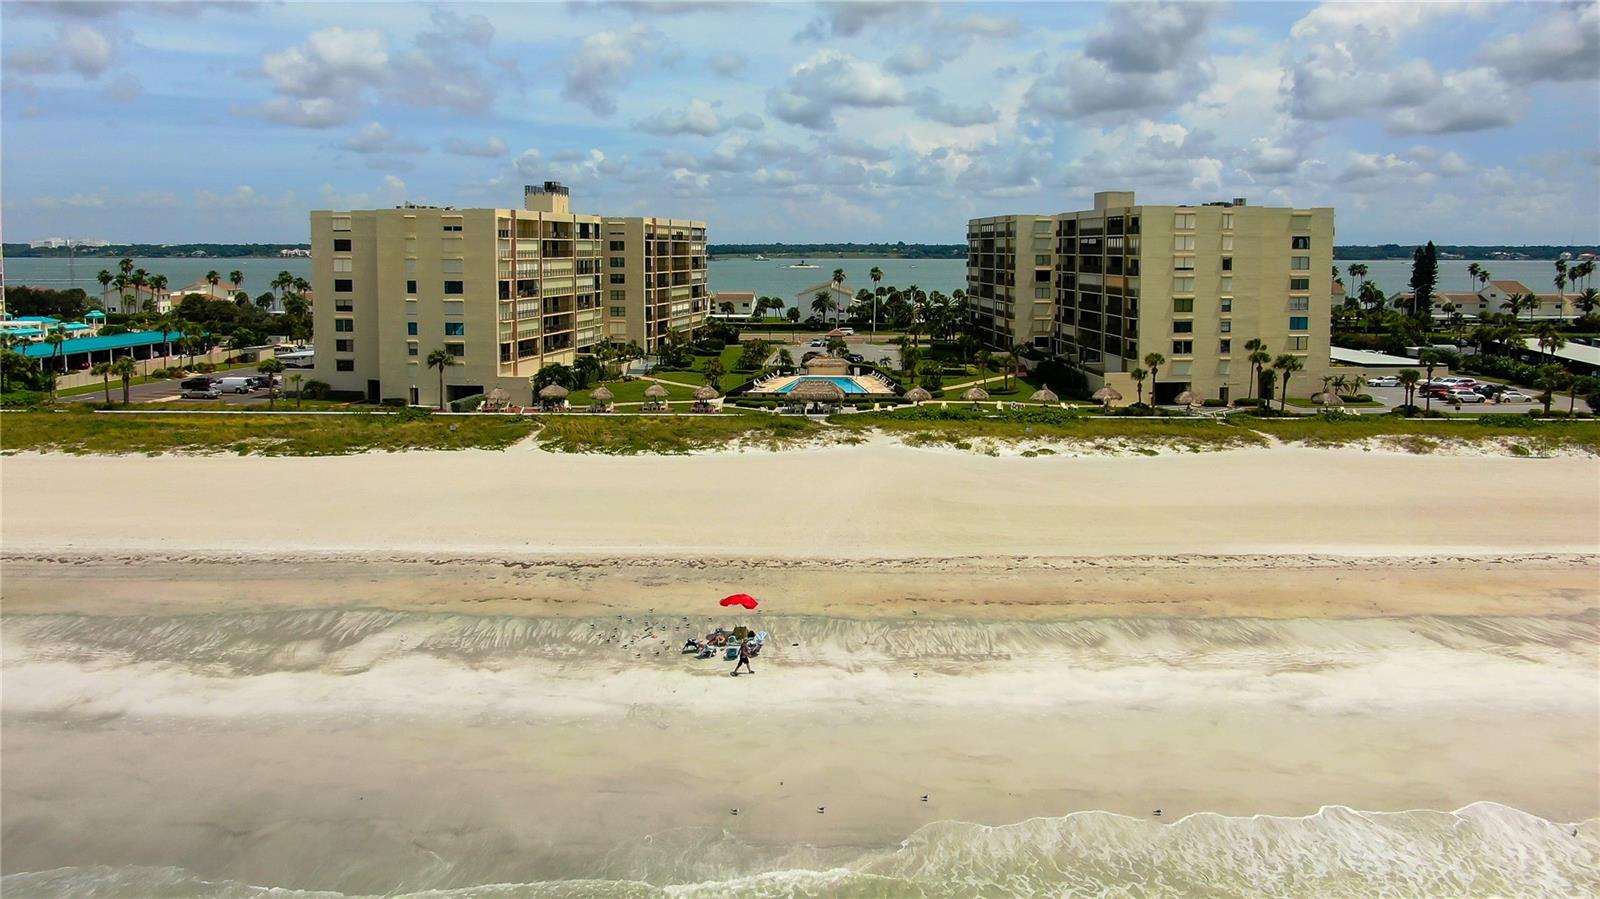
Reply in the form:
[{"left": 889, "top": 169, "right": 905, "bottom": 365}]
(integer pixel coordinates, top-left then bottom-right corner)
[
  {"left": 1333, "top": 244, "right": 1596, "bottom": 260},
  {"left": 5, "top": 243, "right": 310, "bottom": 258}
]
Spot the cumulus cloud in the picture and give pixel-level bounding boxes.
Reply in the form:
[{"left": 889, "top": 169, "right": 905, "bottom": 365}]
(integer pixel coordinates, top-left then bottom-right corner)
[
  {"left": 767, "top": 50, "right": 907, "bottom": 129},
  {"left": 885, "top": 44, "right": 941, "bottom": 75},
  {"left": 445, "top": 135, "right": 509, "bottom": 158},
  {"left": 634, "top": 99, "right": 763, "bottom": 136},
  {"left": 2, "top": 22, "right": 117, "bottom": 81},
  {"left": 957, "top": 15, "right": 1020, "bottom": 38},
  {"left": 1025, "top": 2, "right": 1221, "bottom": 120},
  {"left": 795, "top": 1, "right": 930, "bottom": 42},
  {"left": 342, "top": 122, "right": 395, "bottom": 153},
  {"left": 912, "top": 89, "right": 998, "bottom": 126},
  {"left": 1384, "top": 67, "right": 1521, "bottom": 134},
  {"left": 563, "top": 24, "right": 657, "bottom": 115},
  {"left": 1479, "top": 2, "right": 1600, "bottom": 84},
  {"left": 707, "top": 50, "right": 747, "bottom": 77}
]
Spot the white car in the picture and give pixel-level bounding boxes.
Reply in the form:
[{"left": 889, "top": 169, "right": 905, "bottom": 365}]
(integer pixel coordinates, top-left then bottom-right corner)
[
  {"left": 838, "top": 327, "right": 855, "bottom": 336},
  {"left": 808, "top": 338, "right": 825, "bottom": 348},
  {"left": 1445, "top": 389, "right": 1484, "bottom": 403},
  {"left": 1366, "top": 375, "right": 1400, "bottom": 387},
  {"left": 1496, "top": 391, "right": 1531, "bottom": 403}
]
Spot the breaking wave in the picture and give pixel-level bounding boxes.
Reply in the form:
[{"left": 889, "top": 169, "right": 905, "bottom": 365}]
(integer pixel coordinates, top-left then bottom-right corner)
[{"left": 5, "top": 802, "right": 1595, "bottom": 898}]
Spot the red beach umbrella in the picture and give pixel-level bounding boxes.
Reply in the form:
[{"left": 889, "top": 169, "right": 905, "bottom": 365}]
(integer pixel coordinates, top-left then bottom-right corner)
[{"left": 720, "top": 593, "right": 759, "bottom": 610}]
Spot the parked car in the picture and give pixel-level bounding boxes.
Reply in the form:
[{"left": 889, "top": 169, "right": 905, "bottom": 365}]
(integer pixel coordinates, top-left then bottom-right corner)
[
  {"left": 248, "top": 375, "right": 280, "bottom": 389},
  {"left": 1446, "top": 389, "right": 1485, "bottom": 404},
  {"left": 845, "top": 353, "right": 865, "bottom": 364},
  {"left": 1496, "top": 391, "right": 1531, "bottom": 403},
  {"left": 181, "top": 385, "right": 221, "bottom": 399},
  {"left": 808, "top": 339, "right": 825, "bottom": 348},
  {"left": 1473, "top": 383, "right": 1505, "bottom": 398},
  {"left": 215, "top": 376, "right": 255, "bottom": 394},
  {"left": 837, "top": 327, "right": 855, "bottom": 336},
  {"left": 1366, "top": 375, "right": 1400, "bottom": 387}
]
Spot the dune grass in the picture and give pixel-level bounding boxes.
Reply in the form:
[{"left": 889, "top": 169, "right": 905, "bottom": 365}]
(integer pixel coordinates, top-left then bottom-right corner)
[{"left": 532, "top": 412, "right": 818, "bottom": 454}]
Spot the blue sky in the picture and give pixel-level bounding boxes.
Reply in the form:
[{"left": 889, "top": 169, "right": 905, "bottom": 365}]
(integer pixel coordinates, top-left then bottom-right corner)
[{"left": 3, "top": 1, "right": 1598, "bottom": 245}]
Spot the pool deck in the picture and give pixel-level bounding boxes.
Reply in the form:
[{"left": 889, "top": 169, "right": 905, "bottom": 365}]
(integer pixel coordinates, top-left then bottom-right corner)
[{"left": 748, "top": 374, "right": 897, "bottom": 396}]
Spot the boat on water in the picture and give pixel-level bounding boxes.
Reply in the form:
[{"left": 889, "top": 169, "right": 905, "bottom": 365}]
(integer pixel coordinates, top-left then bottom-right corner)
[
  {"left": 753, "top": 254, "right": 768, "bottom": 261},
  {"left": 785, "top": 259, "right": 820, "bottom": 269}
]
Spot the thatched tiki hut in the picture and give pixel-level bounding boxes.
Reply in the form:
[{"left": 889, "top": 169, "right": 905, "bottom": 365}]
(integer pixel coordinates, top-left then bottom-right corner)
[
  {"left": 1091, "top": 385, "right": 1122, "bottom": 409},
  {"left": 961, "top": 386, "right": 990, "bottom": 407},
  {"left": 588, "top": 385, "right": 615, "bottom": 413},
  {"left": 538, "top": 383, "right": 569, "bottom": 411},
  {"left": 692, "top": 385, "right": 720, "bottom": 413},
  {"left": 485, "top": 387, "right": 511, "bottom": 411},
  {"left": 904, "top": 386, "right": 932, "bottom": 405},
  {"left": 802, "top": 354, "right": 849, "bottom": 375},
  {"left": 788, "top": 377, "right": 847, "bottom": 412},
  {"left": 1313, "top": 390, "right": 1344, "bottom": 407},
  {"left": 1175, "top": 389, "right": 1201, "bottom": 409},
  {"left": 1029, "top": 387, "right": 1059, "bottom": 405},
  {"left": 643, "top": 382, "right": 670, "bottom": 411}
]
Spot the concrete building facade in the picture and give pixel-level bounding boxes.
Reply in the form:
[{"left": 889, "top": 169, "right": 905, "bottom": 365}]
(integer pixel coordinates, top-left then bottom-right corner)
[
  {"left": 968, "top": 191, "right": 1334, "bottom": 404},
  {"left": 310, "top": 183, "right": 707, "bottom": 406}
]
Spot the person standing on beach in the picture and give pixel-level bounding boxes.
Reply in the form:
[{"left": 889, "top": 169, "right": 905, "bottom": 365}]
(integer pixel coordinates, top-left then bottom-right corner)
[{"left": 733, "top": 639, "right": 754, "bottom": 676}]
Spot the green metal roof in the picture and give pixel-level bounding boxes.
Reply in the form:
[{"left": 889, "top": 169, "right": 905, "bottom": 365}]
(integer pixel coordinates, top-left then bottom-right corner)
[{"left": 18, "top": 330, "right": 184, "bottom": 359}]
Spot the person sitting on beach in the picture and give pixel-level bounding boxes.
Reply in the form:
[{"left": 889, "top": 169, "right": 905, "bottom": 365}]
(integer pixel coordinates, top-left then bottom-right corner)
[{"left": 733, "top": 639, "right": 754, "bottom": 676}]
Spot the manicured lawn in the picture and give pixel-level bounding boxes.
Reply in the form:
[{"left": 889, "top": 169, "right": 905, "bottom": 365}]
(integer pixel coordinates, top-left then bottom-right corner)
[
  {"left": 655, "top": 344, "right": 769, "bottom": 391},
  {"left": 566, "top": 379, "right": 699, "bottom": 406}
]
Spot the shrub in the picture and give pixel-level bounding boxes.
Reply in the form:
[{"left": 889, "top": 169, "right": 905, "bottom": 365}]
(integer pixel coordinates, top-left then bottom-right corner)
[
  {"left": 194, "top": 362, "right": 217, "bottom": 374},
  {"left": 1, "top": 389, "right": 49, "bottom": 408},
  {"left": 380, "top": 398, "right": 407, "bottom": 408},
  {"left": 301, "top": 379, "right": 332, "bottom": 400}
]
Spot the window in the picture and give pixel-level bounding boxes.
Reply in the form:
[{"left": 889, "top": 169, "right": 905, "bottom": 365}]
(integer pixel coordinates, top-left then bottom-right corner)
[
  {"left": 1219, "top": 277, "right": 1233, "bottom": 294},
  {"left": 1289, "top": 316, "right": 1310, "bottom": 331},
  {"left": 1174, "top": 258, "right": 1195, "bottom": 272},
  {"left": 1219, "top": 339, "right": 1232, "bottom": 354},
  {"left": 1290, "top": 277, "right": 1310, "bottom": 291},
  {"left": 444, "top": 322, "right": 465, "bottom": 336},
  {"left": 1173, "top": 320, "right": 1194, "bottom": 334},
  {"left": 406, "top": 280, "right": 417, "bottom": 295},
  {"left": 331, "top": 216, "right": 351, "bottom": 231},
  {"left": 1289, "top": 297, "right": 1310, "bottom": 311},
  {"left": 1221, "top": 257, "right": 1233, "bottom": 271},
  {"left": 610, "top": 257, "right": 627, "bottom": 267},
  {"left": 334, "top": 278, "right": 353, "bottom": 292},
  {"left": 407, "top": 322, "right": 418, "bottom": 336},
  {"left": 441, "top": 259, "right": 465, "bottom": 274},
  {"left": 1171, "top": 340, "right": 1193, "bottom": 355},
  {"left": 609, "top": 290, "right": 626, "bottom": 302},
  {"left": 335, "top": 318, "right": 354, "bottom": 332},
  {"left": 335, "top": 299, "right": 353, "bottom": 311},
  {"left": 609, "top": 241, "right": 626, "bottom": 251},
  {"left": 609, "top": 274, "right": 625, "bottom": 284},
  {"left": 335, "top": 339, "right": 354, "bottom": 352},
  {"left": 335, "top": 359, "right": 354, "bottom": 371},
  {"left": 442, "top": 222, "right": 463, "bottom": 232},
  {"left": 1173, "top": 234, "right": 1195, "bottom": 251},
  {"left": 334, "top": 238, "right": 352, "bottom": 251},
  {"left": 1173, "top": 277, "right": 1195, "bottom": 293},
  {"left": 1034, "top": 286, "right": 1051, "bottom": 298},
  {"left": 444, "top": 342, "right": 465, "bottom": 357},
  {"left": 1220, "top": 298, "right": 1232, "bottom": 313},
  {"left": 1291, "top": 236, "right": 1311, "bottom": 250},
  {"left": 407, "top": 341, "right": 418, "bottom": 357},
  {"left": 1290, "top": 256, "right": 1311, "bottom": 271},
  {"left": 1174, "top": 212, "right": 1196, "bottom": 229},
  {"left": 1221, "top": 235, "right": 1234, "bottom": 252},
  {"left": 333, "top": 258, "right": 353, "bottom": 273},
  {"left": 1219, "top": 320, "right": 1232, "bottom": 333},
  {"left": 1287, "top": 336, "right": 1308, "bottom": 350},
  {"left": 443, "top": 280, "right": 464, "bottom": 295},
  {"left": 1173, "top": 298, "right": 1194, "bottom": 313},
  {"left": 1221, "top": 213, "right": 1234, "bottom": 230},
  {"left": 609, "top": 306, "right": 626, "bottom": 317}
]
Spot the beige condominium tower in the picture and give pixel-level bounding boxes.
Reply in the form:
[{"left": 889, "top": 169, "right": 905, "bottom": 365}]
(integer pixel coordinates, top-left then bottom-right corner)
[
  {"left": 310, "top": 183, "right": 708, "bottom": 406},
  {"left": 967, "top": 191, "right": 1333, "bottom": 405},
  {"left": 965, "top": 213, "right": 1058, "bottom": 352}
]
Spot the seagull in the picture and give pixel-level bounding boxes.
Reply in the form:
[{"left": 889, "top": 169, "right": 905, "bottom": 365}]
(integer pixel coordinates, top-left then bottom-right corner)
[
  {"left": 921, "top": 795, "right": 928, "bottom": 802},
  {"left": 816, "top": 807, "right": 825, "bottom": 814},
  {"left": 1153, "top": 809, "right": 1162, "bottom": 817},
  {"left": 730, "top": 809, "right": 739, "bottom": 815}
]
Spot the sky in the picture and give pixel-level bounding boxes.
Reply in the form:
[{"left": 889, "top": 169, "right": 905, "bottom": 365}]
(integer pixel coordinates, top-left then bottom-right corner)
[{"left": 3, "top": 0, "right": 1598, "bottom": 246}]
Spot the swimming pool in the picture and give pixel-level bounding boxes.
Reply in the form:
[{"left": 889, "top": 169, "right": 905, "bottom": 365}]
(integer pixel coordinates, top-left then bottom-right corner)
[{"left": 773, "top": 375, "right": 872, "bottom": 395}]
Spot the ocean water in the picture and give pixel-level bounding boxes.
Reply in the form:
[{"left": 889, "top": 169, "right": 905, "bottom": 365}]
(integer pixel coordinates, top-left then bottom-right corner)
[
  {"left": 5, "top": 255, "right": 1572, "bottom": 312},
  {"left": 3, "top": 803, "right": 1595, "bottom": 898}
]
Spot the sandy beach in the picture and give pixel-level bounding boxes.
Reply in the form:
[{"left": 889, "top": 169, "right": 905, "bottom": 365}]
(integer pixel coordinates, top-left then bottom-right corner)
[{"left": 3, "top": 444, "right": 1598, "bottom": 896}]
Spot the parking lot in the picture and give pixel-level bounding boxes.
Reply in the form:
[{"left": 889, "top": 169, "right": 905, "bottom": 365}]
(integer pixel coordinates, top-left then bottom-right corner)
[
  {"left": 1358, "top": 377, "right": 1537, "bottom": 415},
  {"left": 64, "top": 366, "right": 309, "bottom": 407}
]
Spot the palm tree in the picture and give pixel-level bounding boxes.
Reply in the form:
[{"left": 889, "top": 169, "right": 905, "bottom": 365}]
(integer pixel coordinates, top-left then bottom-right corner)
[
  {"left": 426, "top": 347, "right": 456, "bottom": 410},
  {"left": 1347, "top": 263, "right": 1368, "bottom": 296},
  {"left": 1419, "top": 349, "right": 1442, "bottom": 412},
  {"left": 1130, "top": 367, "right": 1147, "bottom": 406},
  {"left": 112, "top": 356, "right": 137, "bottom": 404},
  {"left": 1577, "top": 288, "right": 1599, "bottom": 317},
  {"left": 44, "top": 329, "right": 66, "bottom": 399},
  {"left": 289, "top": 373, "right": 305, "bottom": 409},
  {"left": 1006, "top": 345, "right": 1025, "bottom": 391},
  {"left": 1272, "top": 354, "right": 1303, "bottom": 413},
  {"left": 229, "top": 270, "right": 244, "bottom": 298},
  {"left": 1467, "top": 262, "right": 1481, "bottom": 292},
  {"left": 1477, "top": 267, "right": 1492, "bottom": 292},
  {"left": 1533, "top": 321, "right": 1566, "bottom": 362},
  {"left": 811, "top": 290, "right": 833, "bottom": 323},
  {"left": 97, "top": 269, "right": 113, "bottom": 304},
  {"left": 119, "top": 257, "right": 134, "bottom": 277},
  {"left": 92, "top": 360, "right": 113, "bottom": 404},
  {"left": 831, "top": 268, "right": 845, "bottom": 323},
  {"left": 149, "top": 274, "right": 168, "bottom": 310},
  {"left": 1398, "top": 368, "right": 1420, "bottom": 410},
  {"left": 205, "top": 270, "right": 221, "bottom": 299},
  {"left": 1533, "top": 363, "right": 1566, "bottom": 415},
  {"left": 895, "top": 335, "right": 916, "bottom": 377},
  {"left": 257, "top": 358, "right": 286, "bottom": 410},
  {"left": 868, "top": 266, "right": 883, "bottom": 339},
  {"left": 702, "top": 359, "right": 725, "bottom": 391},
  {"left": 1554, "top": 259, "right": 1569, "bottom": 318},
  {"left": 156, "top": 312, "right": 178, "bottom": 362},
  {"left": 1142, "top": 352, "right": 1165, "bottom": 405},
  {"left": 1243, "top": 338, "right": 1267, "bottom": 401}
]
